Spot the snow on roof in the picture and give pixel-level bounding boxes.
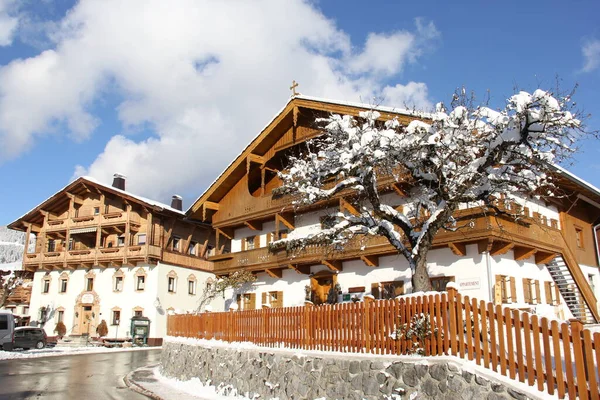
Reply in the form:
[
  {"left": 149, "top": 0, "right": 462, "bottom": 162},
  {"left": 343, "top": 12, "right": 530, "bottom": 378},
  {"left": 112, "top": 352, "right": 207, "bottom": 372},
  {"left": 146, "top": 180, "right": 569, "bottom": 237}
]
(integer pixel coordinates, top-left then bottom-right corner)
[
  {"left": 81, "top": 176, "right": 185, "bottom": 215},
  {"left": 185, "top": 94, "right": 430, "bottom": 214},
  {"left": 552, "top": 164, "right": 600, "bottom": 199},
  {"left": 12, "top": 175, "right": 184, "bottom": 227}
]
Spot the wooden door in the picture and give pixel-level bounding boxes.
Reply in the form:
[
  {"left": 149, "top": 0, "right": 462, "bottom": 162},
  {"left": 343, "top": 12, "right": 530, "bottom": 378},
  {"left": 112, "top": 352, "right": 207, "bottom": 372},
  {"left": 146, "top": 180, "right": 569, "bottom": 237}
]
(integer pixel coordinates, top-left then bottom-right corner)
[
  {"left": 311, "top": 272, "right": 337, "bottom": 305},
  {"left": 81, "top": 306, "right": 93, "bottom": 335}
]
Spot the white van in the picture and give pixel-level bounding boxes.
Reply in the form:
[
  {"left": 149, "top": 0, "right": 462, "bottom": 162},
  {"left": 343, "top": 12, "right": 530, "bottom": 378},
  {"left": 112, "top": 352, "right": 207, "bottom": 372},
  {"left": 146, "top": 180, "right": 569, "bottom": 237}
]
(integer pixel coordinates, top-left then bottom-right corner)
[{"left": 0, "top": 312, "right": 15, "bottom": 351}]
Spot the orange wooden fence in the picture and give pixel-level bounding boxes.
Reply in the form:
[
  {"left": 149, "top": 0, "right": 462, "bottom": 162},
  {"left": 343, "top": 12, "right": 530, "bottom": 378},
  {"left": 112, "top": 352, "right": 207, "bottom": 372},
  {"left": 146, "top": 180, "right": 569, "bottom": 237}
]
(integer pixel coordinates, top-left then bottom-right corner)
[{"left": 167, "top": 287, "right": 600, "bottom": 399}]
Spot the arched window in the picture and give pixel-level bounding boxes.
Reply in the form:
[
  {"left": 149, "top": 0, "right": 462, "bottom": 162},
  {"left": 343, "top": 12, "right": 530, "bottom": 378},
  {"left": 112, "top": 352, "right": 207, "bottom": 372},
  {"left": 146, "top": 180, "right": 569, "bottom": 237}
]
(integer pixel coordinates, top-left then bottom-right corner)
[
  {"left": 187, "top": 274, "right": 197, "bottom": 295},
  {"left": 167, "top": 270, "right": 178, "bottom": 293},
  {"left": 113, "top": 269, "right": 125, "bottom": 292},
  {"left": 135, "top": 268, "right": 147, "bottom": 291},
  {"left": 42, "top": 273, "right": 51, "bottom": 294},
  {"left": 59, "top": 272, "right": 69, "bottom": 294},
  {"left": 84, "top": 270, "right": 96, "bottom": 292}
]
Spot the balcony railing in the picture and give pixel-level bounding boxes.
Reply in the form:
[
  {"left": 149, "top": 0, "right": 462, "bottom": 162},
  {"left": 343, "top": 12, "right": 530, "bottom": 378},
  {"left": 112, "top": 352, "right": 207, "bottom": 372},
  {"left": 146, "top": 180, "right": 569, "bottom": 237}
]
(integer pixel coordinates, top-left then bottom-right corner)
[
  {"left": 162, "top": 251, "right": 214, "bottom": 271},
  {"left": 211, "top": 208, "right": 562, "bottom": 273},
  {"left": 43, "top": 211, "right": 140, "bottom": 231}
]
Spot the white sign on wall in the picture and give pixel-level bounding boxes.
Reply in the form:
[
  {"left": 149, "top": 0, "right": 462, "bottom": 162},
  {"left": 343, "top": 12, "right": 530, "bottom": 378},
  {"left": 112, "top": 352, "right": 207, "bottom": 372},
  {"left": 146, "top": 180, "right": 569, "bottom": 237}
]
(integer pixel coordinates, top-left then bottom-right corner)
[
  {"left": 458, "top": 278, "right": 481, "bottom": 290},
  {"left": 81, "top": 293, "right": 94, "bottom": 304}
]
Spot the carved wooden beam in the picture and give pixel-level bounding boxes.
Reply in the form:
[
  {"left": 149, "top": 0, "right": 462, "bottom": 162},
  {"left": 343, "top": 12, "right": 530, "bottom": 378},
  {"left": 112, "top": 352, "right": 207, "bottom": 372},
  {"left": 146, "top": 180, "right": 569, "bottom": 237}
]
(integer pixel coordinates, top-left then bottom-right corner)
[
  {"left": 513, "top": 246, "right": 537, "bottom": 261},
  {"left": 216, "top": 227, "right": 234, "bottom": 240},
  {"left": 265, "top": 268, "right": 283, "bottom": 279},
  {"left": 203, "top": 201, "right": 220, "bottom": 221},
  {"left": 340, "top": 198, "right": 360, "bottom": 216},
  {"left": 490, "top": 241, "right": 514, "bottom": 256},
  {"left": 247, "top": 153, "right": 266, "bottom": 171},
  {"left": 360, "top": 255, "right": 379, "bottom": 268},
  {"left": 289, "top": 264, "right": 311, "bottom": 275},
  {"left": 322, "top": 259, "right": 342, "bottom": 272},
  {"left": 535, "top": 251, "right": 557, "bottom": 265},
  {"left": 448, "top": 242, "right": 467, "bottom": 257},
  {"left": 200, "top": 239, "right": 209, "bottom": 258},
  {"left": 244, "top": 220, "right": 263, "bottom": 231},
  {"left": 98, "top": 261, "right": 109, "bottom": 268},
  {"left": 276, "top": 212, "right": 295, "bottom": 230}
]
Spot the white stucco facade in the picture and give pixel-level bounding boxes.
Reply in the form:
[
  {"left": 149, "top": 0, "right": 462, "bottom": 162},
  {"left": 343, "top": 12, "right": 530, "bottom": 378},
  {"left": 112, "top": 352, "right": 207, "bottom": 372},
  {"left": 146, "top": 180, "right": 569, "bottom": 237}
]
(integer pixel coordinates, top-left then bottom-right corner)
[{"left": 28, "top": 262, "right": 222, "bottom": 341}]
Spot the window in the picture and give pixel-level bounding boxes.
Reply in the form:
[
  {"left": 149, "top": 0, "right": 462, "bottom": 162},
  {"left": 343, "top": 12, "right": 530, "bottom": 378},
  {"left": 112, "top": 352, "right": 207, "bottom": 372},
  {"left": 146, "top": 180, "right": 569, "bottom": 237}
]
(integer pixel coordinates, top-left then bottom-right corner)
[
  {"left": 575, "top": 227, "right": 584, "bottom": 248},
  {"left": 544, "top": 281, "right": 561, "bottom": 305},
  {"left": 172, "top": 236, "right": 181, "bottom": 252},
  {"left": 86, "top": 277, "right": 94, "bottom": 291},
  {"left": 47, "top": 239, "right": 56, "bottom": 252},
  {"left": 244, "top": 236, "right": 257, "bottom": 251},
  {"left": 57, "top": 310, "right": 64, "bottom": 323},
  {"left": 188, "top": 280, "right": 196, "bottom": 295},
  {"left": 93, "top": 207, "right": 100, "bottom": 215},
  {"left": 262, "top": 291, "right": 284, "bottom": 308},
  {"left": 135, "top": 268, "right": 147, "bottom": 291},
  {"left": 112, "top": 310, "right": 120, "bottom": 325},
  {"left": 372, "top": 281, "right": 404, "bottom": 300},
  {"left": 60, "top": 279, "right": 68, "bottom": 293},
  {"left": 431, "top": 276, "right": 455, "bottom": 292},
  {"left": 117, "top": 235, "right": 126, "bottom": 247},
  {"left": 188, "top": 241, "right": 197, "bottom": 256},
  {"left": 168, "top": 277, "right": 176, "bottom": 293},
  {"left": 522, "top": 278, "right": 541, "bottom": 305},
  {"left": 138, "top": 233, "right": 146, "bottom": 245},
  {"left": 114, "top": 276, "right": 123, "bottom": 292},
  {"left": 0, "top": 315, "right": 7, "bottom": 330},
  {"left": 134, "top": 310, "right": 143, "bottom": 317},
  {"left": 42, "top": 276, "right": 50, "bottom": 294},
  {"left": 236, "top": 293, "right": 256, "bottom": 310},
  {"left": 589, "top": 274, "right": 596, "bottom": 293},
  {"left": 494, "top": 275, "right": 516, "bottom": 304}
]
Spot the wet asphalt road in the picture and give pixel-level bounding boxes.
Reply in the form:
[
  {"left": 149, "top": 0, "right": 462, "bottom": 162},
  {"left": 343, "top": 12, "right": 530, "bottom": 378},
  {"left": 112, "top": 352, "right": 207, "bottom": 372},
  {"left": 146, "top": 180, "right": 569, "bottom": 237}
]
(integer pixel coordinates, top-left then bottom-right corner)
[{"left": 0, "top": 349, "right": 162, "bottom": 400}]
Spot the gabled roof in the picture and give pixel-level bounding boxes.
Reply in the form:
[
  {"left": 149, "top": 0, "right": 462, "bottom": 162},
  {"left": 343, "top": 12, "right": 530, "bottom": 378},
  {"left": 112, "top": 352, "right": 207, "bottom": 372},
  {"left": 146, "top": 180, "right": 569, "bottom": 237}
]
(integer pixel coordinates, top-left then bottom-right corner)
[
  {"left": 186, "top": 94, "right": 428, "bottom": 218},
  {"left": 8, "top": 176, "right": 184, "bottom": 231}
]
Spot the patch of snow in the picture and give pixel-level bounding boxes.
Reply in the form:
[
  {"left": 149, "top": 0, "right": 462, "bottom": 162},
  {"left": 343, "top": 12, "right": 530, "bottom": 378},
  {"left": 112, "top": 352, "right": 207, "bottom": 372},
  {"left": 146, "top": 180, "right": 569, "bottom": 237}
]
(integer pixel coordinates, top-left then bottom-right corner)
[{"left": 0, "top": 345, "right": 157, "bottom": 360}]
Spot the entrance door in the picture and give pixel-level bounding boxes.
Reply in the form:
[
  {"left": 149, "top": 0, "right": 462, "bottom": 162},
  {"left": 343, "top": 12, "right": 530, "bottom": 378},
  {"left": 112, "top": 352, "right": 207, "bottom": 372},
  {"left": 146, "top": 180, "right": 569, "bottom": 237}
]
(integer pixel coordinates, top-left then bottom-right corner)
[
  {"left": 81, "top": 306, "right": 93, "bottom": 336},
  {"left": 311, "top": 271, "right": 337, "bottom": 305}
]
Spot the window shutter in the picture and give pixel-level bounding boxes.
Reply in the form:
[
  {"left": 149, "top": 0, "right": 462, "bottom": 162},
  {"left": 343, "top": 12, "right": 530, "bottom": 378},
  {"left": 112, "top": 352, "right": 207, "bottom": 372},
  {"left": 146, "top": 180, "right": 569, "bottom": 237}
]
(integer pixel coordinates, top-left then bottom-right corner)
[
  {"left": 266, "top": 232, "right": 272, "bottom": 245},
  {"left": 523, "top": 278, "right": 531, "bottom": 304},
  {"left": 249, "top": 293, "right": 256, "bottom": 310},
  {"left": 494, "top": 275, "right": 503, "bottom": 304},
  {"left": 241, "top": 238, "right": 246, "bottom": 251},
  {"left": 236, "top": 294, "right": 242, "bottom": 309},
  {"left": 509, "top": 277, "right": 516, "bottom": 303},
  {"left": 276, "top": 291, "right": 283, "bottom": 308},
  {"left": 535, "top": 280, "right": 541, "bottom": 304},
  {"left": 545, "top": 282, "right": 553, "bottom": 305},
  {"left": 554, "top": 284, "right": 561, "bottom": 305},
  {"left": 254, "top": 235, "right": 260, "bottom": 248},
  {"left": 262, "top": 292, "right": 267, "bottom": 306},
  {"left": 371, "top": 283, "right": 380, "bottom": 299}
]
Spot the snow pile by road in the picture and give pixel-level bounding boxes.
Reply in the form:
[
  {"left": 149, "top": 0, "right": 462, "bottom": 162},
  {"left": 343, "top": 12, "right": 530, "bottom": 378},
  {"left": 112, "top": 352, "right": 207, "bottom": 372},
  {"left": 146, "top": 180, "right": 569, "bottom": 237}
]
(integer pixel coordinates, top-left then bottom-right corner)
[{"left": 0, "top": 345, "right": 157, "bottom": 360}]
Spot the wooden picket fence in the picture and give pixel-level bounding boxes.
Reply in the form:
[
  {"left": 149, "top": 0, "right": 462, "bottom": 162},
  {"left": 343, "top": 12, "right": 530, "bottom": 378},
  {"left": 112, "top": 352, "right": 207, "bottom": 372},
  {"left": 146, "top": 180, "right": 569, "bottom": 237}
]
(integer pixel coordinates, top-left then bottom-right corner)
[{"left": 167, "top": 287, "right": 600, "bottom": 399}]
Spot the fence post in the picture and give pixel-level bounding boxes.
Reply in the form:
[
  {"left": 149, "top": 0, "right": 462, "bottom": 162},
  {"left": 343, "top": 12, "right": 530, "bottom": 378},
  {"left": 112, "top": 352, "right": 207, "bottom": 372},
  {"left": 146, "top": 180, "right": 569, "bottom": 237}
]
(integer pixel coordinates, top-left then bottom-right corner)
[
  {"left": 304, "top": 301, "right": 313, "bottom": 349},
  {"left": 570, "top": 319, "right": 589, "bottom": 400},
  {"left": 447, "top": 286, "right": 458, "bottom": 356},
  {"left": 364, "top": 296, "right": 374, "bottom": 354}
]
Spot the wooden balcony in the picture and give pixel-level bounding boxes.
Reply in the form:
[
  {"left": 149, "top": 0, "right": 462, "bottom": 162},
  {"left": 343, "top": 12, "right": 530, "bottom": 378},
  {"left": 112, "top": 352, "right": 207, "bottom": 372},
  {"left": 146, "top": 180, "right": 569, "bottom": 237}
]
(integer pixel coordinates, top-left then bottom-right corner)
[
  {"left": 22, "top": 244, "right": 163, "bottom": 270},
  {"left": 43, "top": 212, "right": 140, "bottom": 231},
  {"left": 162, "top": 251, "right": 214, "bottom": 272},
  {"left": 210, "top": 207, "right": 564, "bottom": 274}
]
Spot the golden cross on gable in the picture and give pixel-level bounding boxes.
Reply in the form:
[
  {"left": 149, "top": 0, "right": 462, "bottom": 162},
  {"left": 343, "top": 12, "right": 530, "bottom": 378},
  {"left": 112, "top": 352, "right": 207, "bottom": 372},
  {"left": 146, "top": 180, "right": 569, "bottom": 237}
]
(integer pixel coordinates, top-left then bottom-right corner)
[{"left": 289, "top": 80, "right": 300, "bottom": 97}]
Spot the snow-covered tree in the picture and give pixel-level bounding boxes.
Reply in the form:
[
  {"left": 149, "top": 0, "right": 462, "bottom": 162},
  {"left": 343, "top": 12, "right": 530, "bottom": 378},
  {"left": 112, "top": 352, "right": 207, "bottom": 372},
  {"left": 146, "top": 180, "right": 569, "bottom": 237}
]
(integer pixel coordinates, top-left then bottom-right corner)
[
  {"left": 0, "top": 270, "right": 24, "bottom": 309},
  {"left": 270, "top": 88, "right": 589, "bottom": 291},
  {"left": 195, "top": 270, "right": 256, "bottom": 312}
]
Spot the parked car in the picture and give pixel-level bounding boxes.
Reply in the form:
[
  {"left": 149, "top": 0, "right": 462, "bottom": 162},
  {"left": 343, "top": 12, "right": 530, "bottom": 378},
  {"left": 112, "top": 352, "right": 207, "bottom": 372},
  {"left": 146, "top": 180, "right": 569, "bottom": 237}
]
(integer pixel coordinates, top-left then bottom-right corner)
[
  {"left": 0, "top": 312, "right": 15, "bottom": 351},
  {"left": 12, "top": 327, "right": 46, "bottom": 350}
]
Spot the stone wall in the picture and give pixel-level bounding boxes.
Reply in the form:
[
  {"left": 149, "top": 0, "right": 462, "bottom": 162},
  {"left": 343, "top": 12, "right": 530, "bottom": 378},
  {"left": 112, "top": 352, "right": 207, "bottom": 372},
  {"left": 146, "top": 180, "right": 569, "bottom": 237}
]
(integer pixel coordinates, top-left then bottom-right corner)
[{"left": 161, "top": 341, "right": 535, "bottom": 400}]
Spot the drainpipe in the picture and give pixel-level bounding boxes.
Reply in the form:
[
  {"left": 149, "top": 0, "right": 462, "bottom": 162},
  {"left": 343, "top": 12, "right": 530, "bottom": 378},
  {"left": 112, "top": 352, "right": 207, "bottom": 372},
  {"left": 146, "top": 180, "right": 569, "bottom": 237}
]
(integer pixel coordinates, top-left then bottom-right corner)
[{"left": 486, "top": 251, "right": 494, "bottom": 302}]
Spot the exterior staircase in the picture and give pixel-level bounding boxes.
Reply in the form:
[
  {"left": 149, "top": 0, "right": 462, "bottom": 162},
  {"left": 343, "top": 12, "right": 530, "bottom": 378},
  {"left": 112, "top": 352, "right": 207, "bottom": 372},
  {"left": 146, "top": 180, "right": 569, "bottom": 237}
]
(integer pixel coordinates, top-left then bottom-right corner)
[
  {"left": 546, "top": 256, "right": 596, "bottom": 323},
  {"left": 55, "top": 334, "right": 93, "bottom": 348}
]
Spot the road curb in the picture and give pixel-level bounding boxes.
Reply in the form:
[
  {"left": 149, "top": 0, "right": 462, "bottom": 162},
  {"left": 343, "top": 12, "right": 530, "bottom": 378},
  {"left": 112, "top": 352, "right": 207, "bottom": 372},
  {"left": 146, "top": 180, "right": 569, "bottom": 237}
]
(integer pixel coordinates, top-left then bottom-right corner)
[{"left": 124, "top": 364, "right": 164, "bottom": 400}]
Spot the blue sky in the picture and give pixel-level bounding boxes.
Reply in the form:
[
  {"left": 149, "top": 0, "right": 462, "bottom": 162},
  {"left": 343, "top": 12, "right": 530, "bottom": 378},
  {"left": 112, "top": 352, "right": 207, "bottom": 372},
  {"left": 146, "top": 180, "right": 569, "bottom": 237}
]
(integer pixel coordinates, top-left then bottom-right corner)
[{"left": 0, "top": 0, "right": 599, "bottom": 225}]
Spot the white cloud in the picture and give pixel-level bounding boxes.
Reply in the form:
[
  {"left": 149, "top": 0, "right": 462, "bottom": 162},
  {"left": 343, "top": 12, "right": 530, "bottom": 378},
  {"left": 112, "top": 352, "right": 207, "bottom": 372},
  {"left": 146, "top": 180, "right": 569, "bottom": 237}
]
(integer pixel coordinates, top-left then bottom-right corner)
[
  {"left": 0, "top": 0, "right": 438, "bottom": 204},
  {"left": 581, "top": 39, "right": 600, "bottom": 73},
  {"left": 0, "top": 0, "right": 19, "bottom": 46}
]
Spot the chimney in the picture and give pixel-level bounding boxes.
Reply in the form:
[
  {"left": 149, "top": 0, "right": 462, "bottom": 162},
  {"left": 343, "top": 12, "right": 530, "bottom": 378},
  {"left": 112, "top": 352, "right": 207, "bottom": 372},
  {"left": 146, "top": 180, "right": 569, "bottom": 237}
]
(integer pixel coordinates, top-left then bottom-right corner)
[
  {"left": 112, "top": 173, "right": 126, "bottom": 191},
  {"left": 171, "top": 195, "right": 183, "bottom": 211}
]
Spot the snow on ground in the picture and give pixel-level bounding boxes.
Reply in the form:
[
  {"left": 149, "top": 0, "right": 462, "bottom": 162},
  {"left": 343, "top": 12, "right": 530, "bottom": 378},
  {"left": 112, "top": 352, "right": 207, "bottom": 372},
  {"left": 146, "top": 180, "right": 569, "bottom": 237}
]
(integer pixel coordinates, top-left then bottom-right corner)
[
  {"left": 153, "top": 366, "right": 261, "bottom": 400},
  {"left": 0, "top": 261, "right": 22, "bottom": 272},
  {"left": 0, "top": 345, "right": 157, "bottom": 360}
]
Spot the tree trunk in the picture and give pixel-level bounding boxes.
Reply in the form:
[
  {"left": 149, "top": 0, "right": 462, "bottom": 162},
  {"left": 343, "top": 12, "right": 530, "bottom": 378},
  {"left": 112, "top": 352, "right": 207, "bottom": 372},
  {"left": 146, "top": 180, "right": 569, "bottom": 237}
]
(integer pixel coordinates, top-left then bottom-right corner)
[{"left": 412, "top": 255, "right": 432, "bottom": 292}]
